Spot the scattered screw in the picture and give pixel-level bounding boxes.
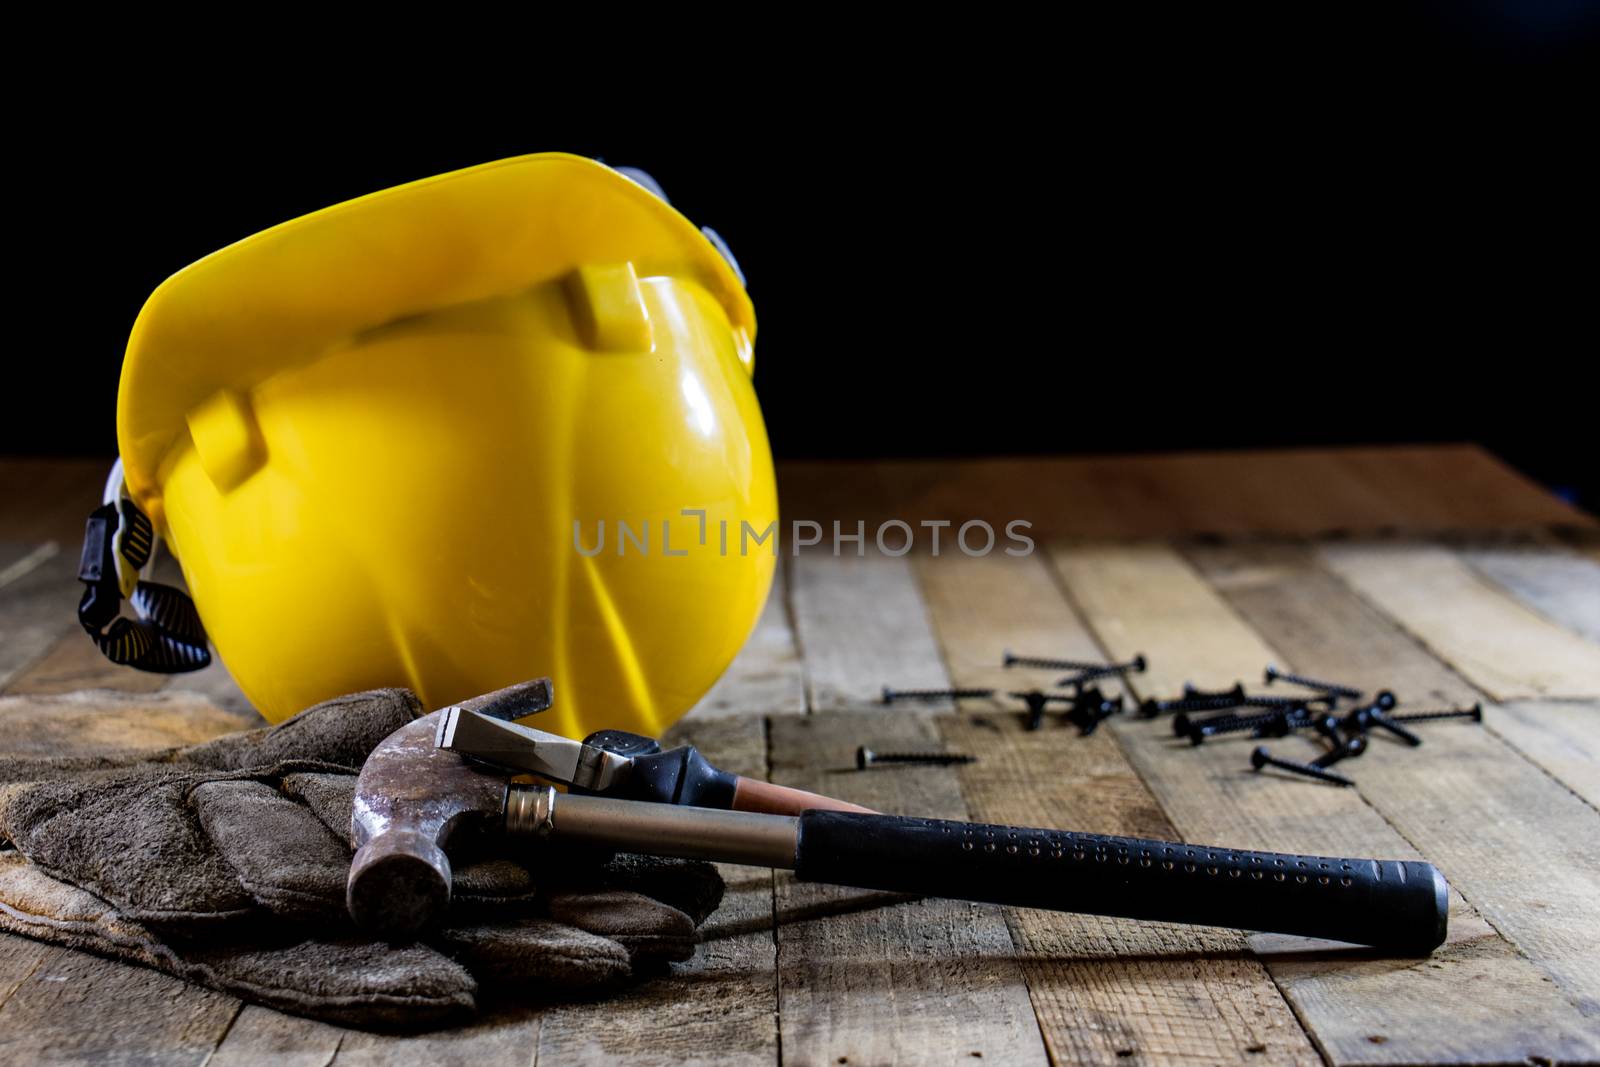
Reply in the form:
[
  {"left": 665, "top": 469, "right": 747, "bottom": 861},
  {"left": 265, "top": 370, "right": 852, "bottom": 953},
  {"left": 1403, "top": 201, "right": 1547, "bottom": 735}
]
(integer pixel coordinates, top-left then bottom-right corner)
[
  {"left": 1263, "top": 665, "right": 1364, "bottom": 700},
  {"left": 1346, "top": 706, "right": 1423, "bottom": 747},
  {"left": 1312, "top": 734, "right": 1368, "bottom": 768},
  {"left": 1310, "top": 714, "right": 1344, "bottom": 745},
  {"left": 1240, "top": 693, "right": 1338, "bottom": 710},
  {"left": 1003, "top": 652, "right": 1107, "bottom": 670},
  {"left": 1338, "top": 693, "right": 1411, "bottom": 744},
  {"left": 1139, "top": 693, "right": 1245, "bottom": 718},
  {"left": 1251, "top": 745, "right": 1354, "bottom": 786},
  {"left": 1065, "top": 688, "right": 1124, "bottom": 735},
  {"left": 1008, "top": 690, "right": 1075, "bottom": 731},
  {"left": 1056, "top": 654, "right": 1147, "bottom": 688},
  {"left": 1250, "top": 705, "right": 1321, "bottom": 737},
  {"left": 881, "top": 686, "right": 995, "bottom": 705},
  {"left": 856, "top": 747, "right": 977, "bottom": 769},
  {"left": 1387, "top": 703, "right": 1484, "bottom": 725},
  {"left": 1183, "top": 682, "right": 1247, "bottom": 702},
  {"left": 1181, "top": 707, "right": 1314, "bottom": 745}
]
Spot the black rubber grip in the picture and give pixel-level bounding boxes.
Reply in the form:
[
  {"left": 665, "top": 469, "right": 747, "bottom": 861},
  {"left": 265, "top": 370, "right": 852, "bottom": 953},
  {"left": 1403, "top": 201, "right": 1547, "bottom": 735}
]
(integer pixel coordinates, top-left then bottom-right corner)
[{"left": 794, "top": 811, "right": 1448, "bottom": 953}]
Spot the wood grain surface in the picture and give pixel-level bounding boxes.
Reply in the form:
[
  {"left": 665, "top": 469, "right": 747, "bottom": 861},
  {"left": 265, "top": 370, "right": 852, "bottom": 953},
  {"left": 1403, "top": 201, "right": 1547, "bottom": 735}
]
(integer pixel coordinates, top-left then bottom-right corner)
[{"left": 1, "top": 449, "right": 1596, "bottom": 1066}]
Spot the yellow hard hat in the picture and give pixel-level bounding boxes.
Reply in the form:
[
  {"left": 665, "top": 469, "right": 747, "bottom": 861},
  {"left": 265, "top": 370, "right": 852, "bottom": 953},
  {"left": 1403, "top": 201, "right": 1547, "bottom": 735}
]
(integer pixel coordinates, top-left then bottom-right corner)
[{"left": 96, "top": 153, "right": 777, "bottom": 736}]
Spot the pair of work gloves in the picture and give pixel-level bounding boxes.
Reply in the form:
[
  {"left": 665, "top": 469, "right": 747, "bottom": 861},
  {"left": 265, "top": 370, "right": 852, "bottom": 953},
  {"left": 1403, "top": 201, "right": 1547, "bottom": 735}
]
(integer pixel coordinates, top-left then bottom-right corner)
[{"left": 0, "top": 688, "right": 723, "bottom": 1029}]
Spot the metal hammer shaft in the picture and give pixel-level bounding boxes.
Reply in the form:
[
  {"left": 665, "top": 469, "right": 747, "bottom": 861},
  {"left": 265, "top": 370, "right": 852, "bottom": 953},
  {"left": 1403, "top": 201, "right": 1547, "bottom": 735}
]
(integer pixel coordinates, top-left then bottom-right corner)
[{"left": 506, "top": 786, "right": 798, "bottom": 868}]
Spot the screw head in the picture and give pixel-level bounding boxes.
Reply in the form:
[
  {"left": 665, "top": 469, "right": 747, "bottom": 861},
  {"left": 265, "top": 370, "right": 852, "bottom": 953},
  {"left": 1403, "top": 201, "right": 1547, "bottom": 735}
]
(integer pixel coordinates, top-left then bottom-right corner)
[
  {"left": 1250, "top": 746, "right": 1272, "bottom": 770},
  {"left": 1374, "top": 690, "right": 1397, "bottom": 711},
  {"left": 1264, "top": 665, "right": 1282, "bottom": 684},
  {"left": 1470, "top": 702, "right": 1484, "bottom": 722},
  {"left": 1131, "top": 654, "right": 1148, "bottom": 672},
  {"left": 856, "top": 746, "right": 874, "bottom": 770},
  {"left": 1173, "top": 713, "right": 1194, "bottom": 738}
]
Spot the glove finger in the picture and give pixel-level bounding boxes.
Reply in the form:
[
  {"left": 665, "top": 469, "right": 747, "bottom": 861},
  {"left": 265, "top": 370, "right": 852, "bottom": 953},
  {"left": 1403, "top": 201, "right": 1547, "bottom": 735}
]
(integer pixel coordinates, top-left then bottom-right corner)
[
  {"left": 192, "top": 780, "right": 348, "bottom": 922},
  {"left": 0, "top": 774, "right": 253, "bottom": 925},
  {"left": 452, "top": 858, "right": 541, "bottom": 913},
  {"left": 544, "top": 889, "right": 698, "bottom": 964},
  {"left": 434, "top": 917, "right": 631, "bottom": 988},
  {"left": 280, "top": 772, "right": 356, "bottom": 846},
  {"left": 182, "top": 935, "right": 478, "bottom": 1030},
  {"left": 549, "top": 854, "right": 724, "bottom": 926},
  {"left": 179, "top": 688, "right": 422, "bottom": 771}
]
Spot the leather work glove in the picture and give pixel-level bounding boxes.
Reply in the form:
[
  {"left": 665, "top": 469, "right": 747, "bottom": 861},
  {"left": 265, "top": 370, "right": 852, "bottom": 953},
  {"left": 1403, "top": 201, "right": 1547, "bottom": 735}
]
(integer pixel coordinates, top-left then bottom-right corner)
[{"left": 0, "top": 688, "right": 723, "bottom": 1029}]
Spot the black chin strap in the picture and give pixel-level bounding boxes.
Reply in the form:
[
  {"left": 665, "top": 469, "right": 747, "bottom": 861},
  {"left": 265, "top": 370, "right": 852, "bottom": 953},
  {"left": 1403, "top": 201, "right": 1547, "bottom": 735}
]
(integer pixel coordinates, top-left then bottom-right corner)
[{"left": 78, "top": 500, "right": 211, "bottom": 673}]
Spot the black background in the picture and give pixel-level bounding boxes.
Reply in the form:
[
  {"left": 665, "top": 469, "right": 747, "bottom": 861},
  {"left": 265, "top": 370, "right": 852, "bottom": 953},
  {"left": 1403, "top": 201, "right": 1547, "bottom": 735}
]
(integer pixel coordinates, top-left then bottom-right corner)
[{"left": 8, "top": 4, "right": 1597, "bottom": 510}]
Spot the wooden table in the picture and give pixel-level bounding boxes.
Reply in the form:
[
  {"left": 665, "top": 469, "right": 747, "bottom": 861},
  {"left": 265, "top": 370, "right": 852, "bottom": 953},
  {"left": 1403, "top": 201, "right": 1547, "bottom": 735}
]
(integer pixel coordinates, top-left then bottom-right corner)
[{"left": 2, "top": 446, "right": 1597, "bottom": 1066}]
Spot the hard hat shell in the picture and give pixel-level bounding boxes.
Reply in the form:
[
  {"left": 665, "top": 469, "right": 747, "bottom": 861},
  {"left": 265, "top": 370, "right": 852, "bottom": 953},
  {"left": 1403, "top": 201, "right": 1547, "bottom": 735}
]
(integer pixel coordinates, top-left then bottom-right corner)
[{"left": 117, "top": 153, "right": 776, "bottom": 736}]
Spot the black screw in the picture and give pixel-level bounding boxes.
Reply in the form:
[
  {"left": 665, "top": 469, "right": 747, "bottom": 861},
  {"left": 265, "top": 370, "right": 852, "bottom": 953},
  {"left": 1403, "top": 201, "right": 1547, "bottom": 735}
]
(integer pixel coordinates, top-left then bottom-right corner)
[
  {"left": 1250, "top": 705, "right": 1321, "bottom": 738},
  {"left": 856, "top": 747, "right": 977, "bottom": 769},
  {"left": 1003, "top": 651, "right": 1107, "bottom": 670},
  {"left": 1349, "top": 707, "right": 1423, "bottom": 747},
  {"left": 1338, "top": 693, "right": 1412, "bottom": 744},
  {"left": 1263, "top": 665, "right": 1364, "bottom": 700},
  {"left": 1008, "top": 690, "right": 1075, "bottom": 730},
  {"left": 1138, "top": 693, "right": 1245, "bottom": 718},
  {"left": 1065, "top": 687, "right": 1124, "bottom": 735},
  {"left": 1182, "top": 682, "right": 1247, "bottom": 702},
  {"left": 1388, "top": 703, "right": 1483, "bottom": 725},
  {"left": 1312, "top": 734, "right": 1368, "bottom": 768},
  {"left": 1250, "top": 745, "right": 1354, "bottom": 786},
  {"left": 1310, "top": 714, "right": 1344, "bottom": 745},
  {"left": 1181, "top": 706, "right": 1314, "bottom": 745},
  {"left": 881, "top": 686, "right": 995, "bottom": 705},
  {"left": 1239, "top": 693, "right": 1338, "bottom": 710},
  {"left": 1056, "top": 654, "right": 1147, "bottom": 688}
]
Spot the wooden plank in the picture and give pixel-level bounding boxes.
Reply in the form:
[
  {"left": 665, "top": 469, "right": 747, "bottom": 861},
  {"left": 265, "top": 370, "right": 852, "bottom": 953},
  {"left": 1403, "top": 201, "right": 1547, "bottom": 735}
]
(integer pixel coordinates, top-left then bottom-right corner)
[
  {"left": 789, "top": 551, "right": 951, "bottom": 712},
  {"left": 1458, "top": 542, "right": 1600, "bottom": 645},
  {"left": 0, "top": 459, "right": 108, "bottom": 545},
  {"left": 204, "top": 1008, "right": 346, "bottom": 1067},
  {"left": 917, "top": 551, "right": 1318, "bottom": 1066},
  {"left": 0, "top": 690, "right": 244, "bottom": 759},
  {"left": 0, "top": 541, "right": 57, "bottom": 589},
  {"left": 1333, "top": 446, "right": 1595, "bottom": 533},
  {"left": 1488, "top": 700, "right": 1600, "bottom": 810},
  {"left": 1191, "top": 542, "right": 1600, "bottom": 1027},
  {"left": 686, "top": 565, "right": 804, "bottom": 719},
  {"left": 1049, "top": 542, "right": 1600, "bottom": 1065},
  {"left": 532, "top": 715, "right": 779, "bottom": 1066},
  {"left": 1319, "top": 542, "right": 1600, "bottom": 700},
  {"left": 0, "top": 932, "right": 52, "bottom": 1010},
  {"left": 163, "top": 659, "right": 260, "bottom": 723},
  {"left": 775, "top": 462, "right": 900, "bottom": 532},
  {"left": 878, "top": 446, "right": 1594, "bottom": 541},
  {"left": 0, "top": 945, "right": 241, "bottom": 1067},
  {"left": 769, "top": 711, "right": 1050, "bottom": 1067},
  {"left": 329, "top": 1006, "right": 540, "bottom": 1067},
  {"left": 0, "top": 542, "right": 80, "bottom": 692},
  {"left": 4, "top": 627, "right": 171, "bottom": 696}
]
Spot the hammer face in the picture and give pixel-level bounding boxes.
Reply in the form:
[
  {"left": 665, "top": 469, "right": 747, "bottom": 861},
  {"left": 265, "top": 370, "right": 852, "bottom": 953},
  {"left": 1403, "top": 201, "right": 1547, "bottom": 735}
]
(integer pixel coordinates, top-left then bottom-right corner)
[{"left": 348, "top": 830, "right": 452, "bottom": 941}]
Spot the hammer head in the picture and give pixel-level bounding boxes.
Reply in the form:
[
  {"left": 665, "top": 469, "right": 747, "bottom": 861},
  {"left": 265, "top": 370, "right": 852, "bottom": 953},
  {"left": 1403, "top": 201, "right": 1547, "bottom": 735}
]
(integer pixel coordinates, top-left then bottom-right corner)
[{"left": 346, "top": 679, "right": 552, "bottom": 939}]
